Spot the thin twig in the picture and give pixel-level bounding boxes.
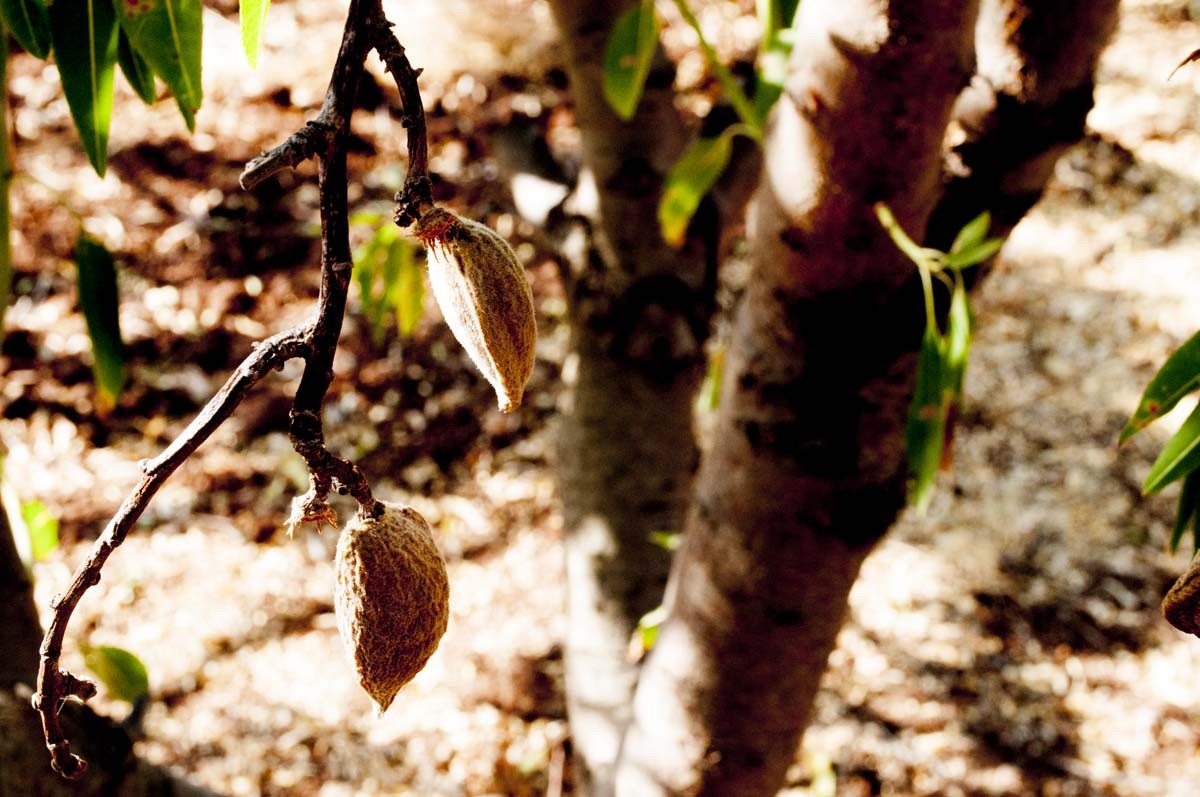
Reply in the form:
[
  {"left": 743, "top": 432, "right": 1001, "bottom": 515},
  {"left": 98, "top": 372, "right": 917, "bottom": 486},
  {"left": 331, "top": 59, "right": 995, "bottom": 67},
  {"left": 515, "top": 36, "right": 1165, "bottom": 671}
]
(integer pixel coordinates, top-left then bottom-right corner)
[
  {"left": 371, "top": 24, "right": 433, "bottom": 227},
  {"left": 35, "top": 0, "right": 435, "bottom": 776},
  {"left": 33, "top": 324, "right": 311, "bottom": 777},
  {"left": 240, "top": 120, "right": 337, "bottom": 190},
  {"left": 287, "top": 0, "right": 380, "bottom": 516}
]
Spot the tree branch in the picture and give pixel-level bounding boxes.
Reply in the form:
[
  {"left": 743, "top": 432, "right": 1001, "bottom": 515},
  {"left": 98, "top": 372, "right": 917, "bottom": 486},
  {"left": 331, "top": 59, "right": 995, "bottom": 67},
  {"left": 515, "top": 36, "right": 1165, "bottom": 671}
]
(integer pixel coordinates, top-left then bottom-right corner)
[
  {"left": 33, "top": 323, "right": 310, "bottom": 778},
  {"left": 34, "top": 0, "right": 434, "bottom": 776},
  {"left": 371, "top": 25, "right": 432, "bottom": 228}
]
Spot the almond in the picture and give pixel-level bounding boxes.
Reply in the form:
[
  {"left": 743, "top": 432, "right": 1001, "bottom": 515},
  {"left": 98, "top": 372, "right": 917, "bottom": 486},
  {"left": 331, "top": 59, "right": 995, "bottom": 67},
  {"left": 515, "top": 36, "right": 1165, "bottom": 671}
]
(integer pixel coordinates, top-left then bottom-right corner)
[
  {"left": 333, "top": 502, "right": 450, "bottom": 713},
  {"left": 415, "top": 207, "right": 536, "bottom": 412}
]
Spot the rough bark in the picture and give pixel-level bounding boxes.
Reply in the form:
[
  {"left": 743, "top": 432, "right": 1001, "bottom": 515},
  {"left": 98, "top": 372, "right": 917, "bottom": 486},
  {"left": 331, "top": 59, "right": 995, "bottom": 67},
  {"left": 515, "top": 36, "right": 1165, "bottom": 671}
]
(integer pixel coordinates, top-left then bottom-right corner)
[
  {"left": 614, "top": 2, "right": 979, "bottom": 795},
  {"left": 0, "top": 493, "right": 41, "bottom": 689},
  {"left": 545, "top": 2, "right": 716, "bottom": 794},
  {"left": 926, "top": 0, "right": 1120, "bottom": 248}
]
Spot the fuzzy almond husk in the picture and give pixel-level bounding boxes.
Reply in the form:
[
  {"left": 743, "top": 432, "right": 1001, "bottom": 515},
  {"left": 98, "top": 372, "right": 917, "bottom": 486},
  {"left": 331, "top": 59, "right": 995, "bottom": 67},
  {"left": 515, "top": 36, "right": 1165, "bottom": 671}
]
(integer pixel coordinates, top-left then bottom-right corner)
[
  {"left": 416, "top": 208, "right": 536, "bottom": 412},
  {"left": 334, "top": 503, "right": 450, "bottom": 714}
]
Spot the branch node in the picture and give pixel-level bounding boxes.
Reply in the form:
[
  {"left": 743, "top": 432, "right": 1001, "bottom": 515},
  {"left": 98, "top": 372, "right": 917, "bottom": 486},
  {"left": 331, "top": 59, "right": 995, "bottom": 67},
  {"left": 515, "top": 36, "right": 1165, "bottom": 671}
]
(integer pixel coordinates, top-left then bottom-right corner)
[{"left": 60, "top": 671, "right": 97, "bottom": 701}]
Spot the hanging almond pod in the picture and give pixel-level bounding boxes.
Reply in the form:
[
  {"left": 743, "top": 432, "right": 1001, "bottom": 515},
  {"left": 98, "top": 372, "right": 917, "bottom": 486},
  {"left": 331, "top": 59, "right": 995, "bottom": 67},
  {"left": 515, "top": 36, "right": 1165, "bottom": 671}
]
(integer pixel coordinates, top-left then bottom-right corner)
[
  {"left": 415, "top": 208, "right": 536, "bottom": 412},
  {"left": 333, "top": 502, "right": 450, "bottom": 714}
]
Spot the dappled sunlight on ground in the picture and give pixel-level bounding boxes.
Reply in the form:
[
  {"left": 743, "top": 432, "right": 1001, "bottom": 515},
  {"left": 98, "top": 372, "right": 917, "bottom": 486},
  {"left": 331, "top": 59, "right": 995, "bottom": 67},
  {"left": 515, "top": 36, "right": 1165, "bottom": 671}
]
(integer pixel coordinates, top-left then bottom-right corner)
[{"left": 4, "top": 0, "right": 1200, "bottom": 794}]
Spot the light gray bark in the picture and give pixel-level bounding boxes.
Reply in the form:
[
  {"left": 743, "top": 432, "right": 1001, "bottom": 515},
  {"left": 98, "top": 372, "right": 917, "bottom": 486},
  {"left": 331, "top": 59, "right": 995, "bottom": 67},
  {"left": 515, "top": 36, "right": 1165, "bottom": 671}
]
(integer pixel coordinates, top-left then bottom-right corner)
[
  {"left": 615, "top": 1, "right": 979, "bottom": 794},
  {"left": 545, "top": 2, "right": 717, "bottom": 794}
]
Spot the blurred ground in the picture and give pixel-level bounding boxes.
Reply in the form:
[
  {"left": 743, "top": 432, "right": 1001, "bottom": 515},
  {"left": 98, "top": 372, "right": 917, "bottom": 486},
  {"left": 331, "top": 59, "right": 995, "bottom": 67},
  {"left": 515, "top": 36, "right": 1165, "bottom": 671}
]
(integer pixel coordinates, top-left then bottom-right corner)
[{"left": 3, "top": 0, "right": 1200, "bottom": 795}]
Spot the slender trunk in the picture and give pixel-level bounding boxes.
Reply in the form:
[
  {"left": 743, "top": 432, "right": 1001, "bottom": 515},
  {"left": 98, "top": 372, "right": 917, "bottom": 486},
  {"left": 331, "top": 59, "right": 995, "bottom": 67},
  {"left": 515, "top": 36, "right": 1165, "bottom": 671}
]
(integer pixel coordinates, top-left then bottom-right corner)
[
  {"left": 926, "top": 0, "right": 1120, "bottom": 248},
  {"left": 615, "top": 2, "right": 978, "bottom": 794},
  {"left": 546, "top": 2, "right": 716, "bottom": 794}
]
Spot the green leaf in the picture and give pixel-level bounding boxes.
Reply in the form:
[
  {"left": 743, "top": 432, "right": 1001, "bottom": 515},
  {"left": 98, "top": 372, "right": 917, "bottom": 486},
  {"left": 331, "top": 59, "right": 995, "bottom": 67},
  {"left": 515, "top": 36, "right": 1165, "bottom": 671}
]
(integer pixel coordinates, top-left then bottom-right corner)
[
  {"left": 648, "top": 530, "right": 680, "bottom": 551},
  {"left": 874, "top": 203, "right": 943, "bottom": 271},
  {"left": 0, "top": 0, "right": 51, "bottom": 59},
  {"left": 353, "top": 225, "right": 423, "bottom": 344},
  {"left": 906, "top": 325, "right": 946, "bottom": 513},
  {"left": 671, "top": 0, "right": 762, "bottom": 138},
  {"left": 239, "top": 0, "right": 269, "bottom": 68},
  {"left": 602, "top": 0, "right": 657, "bottom": 121},
  {"left": 659, "top": 130, "right": 735, "bottom": 247},
  {"left": 116, "top": 0, "right": 203, "bottom": 118},
  {"left": 949, "top": 211, "right": 990, "bottom": 256},
  {"left": 117, "top": 28, "right": 156, "bottom": 104},
  {"left": 637, "top": 604, "right": 668, "bottom": 651},
  {"left": 389, "top": 239, "right": 423, "bottom": 338},
  {"left": 943, "top": 278, "right": 972, "bottom": 397},
  {"left": 695, "top": 344, "right": 724, "bottom": 413},
  {"left": 48, "top": 0, "right": 119, "bottom": 175},
  {"left": 1144, "top": 401, "right": 1200, "bottom": 494},
  {"left": 20, "top": 500, "right": 58, "bottom": 560},
  {"left": 1122, "top": 329, "right": 1200, "bottom": 442},
  {"left": 82, "top": 644, "right": 149, "bottom": 703},
  {"left": 945, "top": 238, "right": 1003, "bottom": 271},
  {"left": 752, "top": 0, "right": 801, "bottom": 121},
  {"left": 1170, "top": 469, "right": 1200, "bottom": 553},
  {"left": 75, "top": 232, "right": 125, "bottom": 409},
  {"left": 174, "top": 96, "right": 195, "bottom": 132}
]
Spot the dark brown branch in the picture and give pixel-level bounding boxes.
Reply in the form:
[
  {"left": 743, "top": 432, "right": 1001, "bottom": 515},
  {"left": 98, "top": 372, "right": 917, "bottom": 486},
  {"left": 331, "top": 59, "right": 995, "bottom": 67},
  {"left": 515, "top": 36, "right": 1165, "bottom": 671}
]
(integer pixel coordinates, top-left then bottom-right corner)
[
  {"left": 33, "top": 323, "right": 311, "bottom": 778},
  {"left": 371, "top": 26, "right": 432, "bottom": 227},
  {"left": 35, "top": 0, "right": 435, "bottom": 776},
  {"left": 287, "top": 0, "right": 381, "bottom": 516},
  {"left": 240, "top": 119, "right": 336, "bottom": 190}
]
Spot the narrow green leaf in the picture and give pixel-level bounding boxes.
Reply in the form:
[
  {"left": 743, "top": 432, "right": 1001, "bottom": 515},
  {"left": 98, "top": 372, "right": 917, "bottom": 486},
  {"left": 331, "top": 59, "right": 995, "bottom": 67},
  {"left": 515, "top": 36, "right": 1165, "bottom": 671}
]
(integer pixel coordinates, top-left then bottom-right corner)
[
  {"left": 1122, "top": 329, "right": 1200, "bottom": 442},
  {"left": 75, "top": 232, "right": 125, "bottom": 408},
  {"left": 659, "top": 130, "right": 735, "bottom": 247},
  {"left": 20, "top": 500, "right": 58, "bottom": 561},
  {"left": 945, "top": 238, "right": 1003, "bottom": 271},
  {"left": 648, "top": 530, "right": 681, "bottom": 552},
  {"left": 874, "top": 203, "right": 943, "bottom": 271},
  {"left": 353, "top": 224, "right": 408, "bottom": 344},
  {"left": 239, "top": 0, "right": 269, "bottom": 68},
  {"left": 752, "top": 0, "right": 801, "bottom": 121},
  {"left": 1144, "top": 401, "right": 1200, "bottom": 494},
  {"left": 48, "top": 0, "right": 119, "bottom": 175},
  {"left": 943, "top": 278, "right": 972, "bottom": 397},
  {"left": 117, "top": 28, "right": 156, "bottom": 104},
  {"left": 949, "top": 211, "right": 991, "bottom": 256},
  {"left": 82, "top": 644, "right": 149, "bottom": 703},
  {"left": 938, "top": 279, "right": 973, "bottom": 468},
  {"left": 390, "top": 239, "right": 423, "bottom": 338},
  {"left": 695, "top": 344, "right": 724, "bottom": 413},
  {"left": 117, "top": 0, "right": 203, "bottom": 117},
  {"left": 637, "top": 604, "right": 668, "bottom": 651},
  {"left": 0, "top": 0, "right": 51, "bottom": 59},
  {"left": 906, "top": 325, "right": 946, "bottom": 513},
  {"left": 671, "top": 0, "right": 762, "bottom": 138},
  {"left": 1170, "top": 469, "right": 1200, "bottom": 553},
  {"left": 602, "top": 0, "right": 657, "bottom": 121},
  {"left": 175, "top": 96, "right": 195, "bottom": 132}
]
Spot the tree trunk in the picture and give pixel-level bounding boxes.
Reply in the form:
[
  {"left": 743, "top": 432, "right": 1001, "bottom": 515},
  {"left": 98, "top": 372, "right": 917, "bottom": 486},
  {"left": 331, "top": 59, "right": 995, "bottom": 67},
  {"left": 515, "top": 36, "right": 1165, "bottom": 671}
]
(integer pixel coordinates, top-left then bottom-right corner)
[
  {"left": 545, "top": 2, "right": 718, "bottom": 794},
  {"left": 614, "top": 2, "right": 979, "bottom": 794},
  {"left": 927, "top": 0, "right": 1120, "bottom": 248}
]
